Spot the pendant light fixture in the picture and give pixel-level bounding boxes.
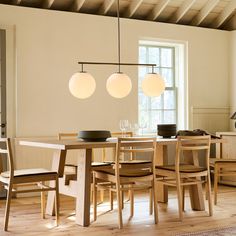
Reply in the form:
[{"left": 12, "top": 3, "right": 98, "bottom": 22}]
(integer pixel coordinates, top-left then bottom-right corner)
[{"left": 69, "top": 0, "right": 165, "bottom": 99}]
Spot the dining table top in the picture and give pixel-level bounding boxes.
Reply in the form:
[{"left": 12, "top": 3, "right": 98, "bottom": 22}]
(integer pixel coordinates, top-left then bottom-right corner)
[{"left": 19, "top": 136, "right": 224, "bottom": 150}]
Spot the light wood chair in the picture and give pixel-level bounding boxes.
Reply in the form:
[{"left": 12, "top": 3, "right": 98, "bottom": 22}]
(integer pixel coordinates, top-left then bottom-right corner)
[
  {"left": 93, "top": 137, "right": 158, "bottom": 229},
  {"left": 0, "top": 138, "right": 59, "bottom": 231},
  {"left": 210, "top": 158, "right": 236, "bottom": 205},
  {"left": 155, "top": 135, "right": 212, "bottom": 221},
  {"left": 102, "top": 131, "right": 152, "bottom": 209}
]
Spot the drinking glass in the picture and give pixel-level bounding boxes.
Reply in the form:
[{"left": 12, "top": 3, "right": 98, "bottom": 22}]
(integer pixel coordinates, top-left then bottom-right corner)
[
  {"left": 130, "top": 123, "right": 139, "bottom": 136},
  {"left": 119, "top": 120, "right": 129, "bottom": 137},
  {"left": 139, "top": 121, "right": 147, "bottom": 136}
]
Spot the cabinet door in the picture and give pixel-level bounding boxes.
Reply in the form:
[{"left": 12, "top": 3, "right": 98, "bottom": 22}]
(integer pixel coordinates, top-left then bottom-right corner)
[
  {"left": 221, "top": 135, "right": 236, "bottom": 159},
  {"left": 220, "top": 135, "right": 236, "bottom": 184}
]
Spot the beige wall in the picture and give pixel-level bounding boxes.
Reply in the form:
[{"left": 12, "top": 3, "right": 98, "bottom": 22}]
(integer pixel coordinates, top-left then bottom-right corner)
[
  {"left": 230, "top": 31, "right": 236, "bottom": 131},
  {"left": 0, "top": 4, "right": 230, "bottom": 137}
]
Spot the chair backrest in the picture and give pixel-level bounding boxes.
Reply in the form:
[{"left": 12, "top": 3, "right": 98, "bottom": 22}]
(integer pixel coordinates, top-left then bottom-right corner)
[
  {"left": 58, "top": 133, "right": 78, "bottom": 140},
  {"left": 102, "top": 132, "right": 133, "bottom": 162},
  {"left": 111, "top": 131, "right": 133, "bottom": 138},
  {"left": 176, "top": 135, "right": 211, "bottom": 171},
  {"left": 0, "top": 138, "right": 14, "bottom": 179},
  {"left": 114, "top": 137, "right": 157, "bottom": 175}
]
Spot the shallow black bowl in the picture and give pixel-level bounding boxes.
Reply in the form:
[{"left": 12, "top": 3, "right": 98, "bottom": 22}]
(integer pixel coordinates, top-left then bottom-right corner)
[
  {"left": 157, "top": 124, "right": 176, "bottom": 138},
  {"left": 78, "top": 130, "right": 111, "bottom": 142}
]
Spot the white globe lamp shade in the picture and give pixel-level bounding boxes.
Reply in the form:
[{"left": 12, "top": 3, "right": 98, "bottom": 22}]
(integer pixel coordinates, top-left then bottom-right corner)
[
  {"left": 106, "top": 72, "right": 132, "bottom": 98},
  {"left": 69, "top": 72, "right": 96, "bottom": 99},
  {"left": 141, "top": 73, "right": 165, "bottom": 97}
]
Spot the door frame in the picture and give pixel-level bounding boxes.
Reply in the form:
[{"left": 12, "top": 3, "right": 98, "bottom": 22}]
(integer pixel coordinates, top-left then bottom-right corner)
[{"left": 0, "top": 25, "right": 16, "bottom": 139}]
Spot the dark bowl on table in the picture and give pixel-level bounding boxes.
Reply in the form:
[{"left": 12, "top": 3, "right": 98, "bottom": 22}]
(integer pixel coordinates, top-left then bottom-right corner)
[
  {"left": 78, "top": 130, "right": 111, "bottom": 142},
  {"left": 157, "top": 124, "right": 176, "bottom": 138}
]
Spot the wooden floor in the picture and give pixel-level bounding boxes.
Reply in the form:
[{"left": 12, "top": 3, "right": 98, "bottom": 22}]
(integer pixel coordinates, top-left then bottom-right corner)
[{"left": 0, "top": 185, "right": 236, "bottom": 236}]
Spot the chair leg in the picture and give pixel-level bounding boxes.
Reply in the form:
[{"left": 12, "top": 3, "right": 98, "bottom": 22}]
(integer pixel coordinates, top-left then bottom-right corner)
[
  {"left": 55, "top": 177, "right": 60, "bottom": 226},
  {"left": 121, "top": 185, "right": 124, "bottom": 209},
  {"left": 176, "top": 177, "right": 183, "bottom": 221},
  {"left": 41, "top": 181, "right": 45, "bottom": 219},
  {"left": 116, "top": 182, "right": 123, "bottom": 229},
  {"left": 214, "top": 165, "right": 219, "bottom": 205},
  {"left": 4, "top": 182, "right": 13, "bottom": 231},
  {"left": 93, "top": 173, "right": 97, "bottom": 221},
  {"left": 152, "top": 179, "right": 159, "bottom": 224},
  {"left": 129, "top": 185, "right": 134, "bottom": 218},
  {"left": 149, "top": 188, "right": 153, "bottom": 215},
  {"left": 182, "top": 186, "right": 185, "bottom": 211},
  {"left": 207, "top": 174, "right": 213, "bottom": 216},
  {"left": 100, "top": 189, "right": 104, "bottom": 203},
  {"left": 109, "top": 189, "right": 113, "bottom": 211}
]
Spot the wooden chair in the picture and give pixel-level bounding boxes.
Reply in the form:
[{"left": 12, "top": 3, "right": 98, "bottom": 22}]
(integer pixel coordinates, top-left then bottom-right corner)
[
  {"left": 155, "top": 135, "right": 212, "bottom": 221},
  {"left": 0, "top": 138, "right": 59, "bottom": 231},
  {"left": 102, "top": 131, "right": 152, "bottom": 209},
  {"left": 210, "top": 158, "right": 236, "bottom": 205},
  {"left": 93, "top": 137, "right": 158, "bottom": 229}
]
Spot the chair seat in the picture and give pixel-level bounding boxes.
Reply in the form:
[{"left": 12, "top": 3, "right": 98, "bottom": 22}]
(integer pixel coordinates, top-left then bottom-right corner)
[
  {"left": 104, "top": 160, "right": 151, "bottom": 165},
  {"left": 120, "top": 160, "right": 151, "bottom": 165},
  {"left": 1, "top": 168, "right": 57, "bottom": 178},
  {"left": 92, "top": 162, "right": 113, "bottom": 167},
  {"left": 96, "top": 168, "right": 152, "bottom": 177},
  {"left": 210, "top": 158, "right": 236, "bottom": 164},
  {"left": 156, "top": 164, "right": 207, "bottom": 173}
]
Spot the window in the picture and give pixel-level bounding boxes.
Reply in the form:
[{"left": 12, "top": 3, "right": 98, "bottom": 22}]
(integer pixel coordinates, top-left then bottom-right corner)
[{"left": 138, "top": 41, "right": 187, "bottom": 133}]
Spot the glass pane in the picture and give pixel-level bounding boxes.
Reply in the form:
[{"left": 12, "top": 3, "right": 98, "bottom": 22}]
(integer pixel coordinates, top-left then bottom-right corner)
[
  {"left": 161, "top": 68, "right": 173, "bottom": 87},
  {"left": 153, "top": 67, "right": 160, "bottom": 74},
  {"left": 161, "top": 48, "right": 172, "bottom": 67},
  {"left": 150, "top": 111, "right": 162, "bottom": 131},
  {"left": 151, "top": 96, "right": 162, "bottom": 109},
  {"left": 139, "top": 110, "right": 148, "bottom": 128},
  {"left": 139, "top": 46, "right": 146, "bottom": 64},
  {"left": 163, "top": 110, "right": 176, "bottom": 124},
  {"left": 164, "top": 90, "right": 175, "bottom": 109},
  {"left": 138, "top": 92, "right": 148, "bottom": 111},
  {"left": 138, "top": 67, "right": 147, "bottom": 86},
  {"left": 148, "top": 47, "right": 160, "bottom": 65}
]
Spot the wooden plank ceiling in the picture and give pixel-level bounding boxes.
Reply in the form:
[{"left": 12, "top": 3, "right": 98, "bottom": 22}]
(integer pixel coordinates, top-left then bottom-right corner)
[{"left": 0, "top": 0, "right": 235, "bottom": 30}]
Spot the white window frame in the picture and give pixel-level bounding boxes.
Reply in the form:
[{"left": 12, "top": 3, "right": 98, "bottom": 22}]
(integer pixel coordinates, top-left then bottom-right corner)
[{"left": 138, "top": 40, "right": 188, "bottom": 134}]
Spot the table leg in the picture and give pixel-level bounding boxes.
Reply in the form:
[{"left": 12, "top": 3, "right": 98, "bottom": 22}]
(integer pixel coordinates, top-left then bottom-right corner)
[
  {"left": 75, "top": 149, "right": 92, "bottom": 226},
  {"left": 156, "top": 145, "right": 168, "bottom": 203},
  {"left": 185, "top": 150, "right": 205, "bottom": 211},
  {"left": 46, "top": 149, "right": 67, "bottom": 215}
]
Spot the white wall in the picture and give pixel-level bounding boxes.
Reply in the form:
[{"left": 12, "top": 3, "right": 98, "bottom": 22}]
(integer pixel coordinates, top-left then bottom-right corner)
[
  {"left": 0, "top": 4, "right": 230, "bottom": 137},
  {"left": 230, "top": 31, "right": 236, "bottom": 131}
]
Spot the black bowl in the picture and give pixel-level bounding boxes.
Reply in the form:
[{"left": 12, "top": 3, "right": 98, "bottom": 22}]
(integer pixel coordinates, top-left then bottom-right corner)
[
  {"left": 78, "top": 130, "right": 111, "bottom": 142},
  {"left": 157, "top": 124, "right": 176, "bottom": 138}
]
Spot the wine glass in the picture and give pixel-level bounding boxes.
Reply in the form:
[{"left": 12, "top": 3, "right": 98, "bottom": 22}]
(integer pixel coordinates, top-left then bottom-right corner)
[
  {"left": 119, "top": 120, "right": 129, "bottom": 137},
  {"left": 139, "top": 120, "right": 147, "bottom": 136},
  {"left": 130, "top": 123, "right": 139, "bottom": 136}
]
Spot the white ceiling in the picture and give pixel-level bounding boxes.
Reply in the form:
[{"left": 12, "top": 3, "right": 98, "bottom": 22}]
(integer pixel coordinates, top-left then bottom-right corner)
[{"left": 1, "top": 0, "right": 236, "bottom": 30}]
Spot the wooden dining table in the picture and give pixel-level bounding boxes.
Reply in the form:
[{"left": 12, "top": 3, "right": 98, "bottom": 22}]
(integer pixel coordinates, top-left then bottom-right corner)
[{"left": 19, "top": 137, "right": 224, "bottom": 227}]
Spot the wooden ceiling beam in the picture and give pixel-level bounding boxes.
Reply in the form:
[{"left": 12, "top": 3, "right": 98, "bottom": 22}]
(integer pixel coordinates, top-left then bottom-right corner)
[
  {"left": 147, "top": 0, "right": 170, "bottom": 21},
  {"left": 169, "top": 0, "right": 197, "bottom": 23},
  {"left": 124, "top": 0, "right": 143, "bottom": 18},
  {"left": 211, "top": 1, "right": 236, "bottom": 29},
  {"left": 191, "top": 0, "right": 220, "bottom": 26},
  {"left": 12, "top": 0, "right": 22, "bottom": 4},
  {"left": 98, "top": 0, "right": 115, "bottom": 15},
  {"left": 42, "top": 0, "right": 55, "bottom": 9},
  {"left": 71, "top": 0, "right": 86, "bottom": 12}
]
